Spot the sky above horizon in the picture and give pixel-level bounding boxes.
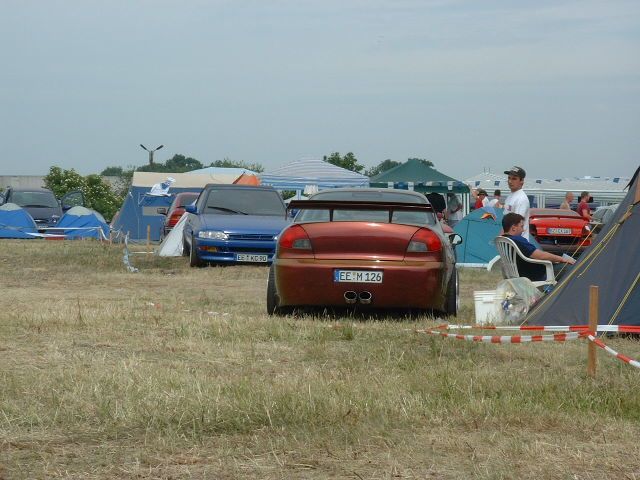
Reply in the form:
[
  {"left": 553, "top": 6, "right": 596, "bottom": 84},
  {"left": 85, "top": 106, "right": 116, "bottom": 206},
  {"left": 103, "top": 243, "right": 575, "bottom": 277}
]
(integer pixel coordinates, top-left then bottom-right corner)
[{"left": 1, "top": 0, "right": 639, "bottom": 180}]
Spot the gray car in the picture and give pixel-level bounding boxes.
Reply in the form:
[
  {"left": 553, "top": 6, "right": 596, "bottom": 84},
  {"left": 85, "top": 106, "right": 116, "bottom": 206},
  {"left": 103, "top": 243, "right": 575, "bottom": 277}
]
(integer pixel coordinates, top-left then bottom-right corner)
[{"left": 0, "top": 188, "right": 85, "bottom": 230}]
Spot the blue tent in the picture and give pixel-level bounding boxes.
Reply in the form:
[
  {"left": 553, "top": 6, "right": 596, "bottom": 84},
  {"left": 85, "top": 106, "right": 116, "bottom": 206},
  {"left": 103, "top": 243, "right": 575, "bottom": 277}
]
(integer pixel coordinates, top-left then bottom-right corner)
[
  {"left": 56, "top": 206, "right": 109, "bottom": 239},
  {"left": 454, "top": 207, "right": 505, "bottom": 267},
  {"left": 111, "top": 171, "right": 242, "bottom": 241},
  {"left": 0, "top": 203, "right": 38, "bottom": 238}
]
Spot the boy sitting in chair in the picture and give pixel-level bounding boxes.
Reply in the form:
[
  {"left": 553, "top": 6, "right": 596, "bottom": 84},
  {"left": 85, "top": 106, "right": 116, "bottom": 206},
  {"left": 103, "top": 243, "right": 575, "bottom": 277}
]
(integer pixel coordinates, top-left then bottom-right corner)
[{"left": 502, "top": 212, "right": 576, "bottom": 282}]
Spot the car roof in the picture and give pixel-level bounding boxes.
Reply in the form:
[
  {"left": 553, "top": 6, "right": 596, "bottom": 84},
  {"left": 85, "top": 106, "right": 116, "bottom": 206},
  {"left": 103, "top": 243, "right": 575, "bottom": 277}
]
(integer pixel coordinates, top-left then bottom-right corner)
[
  {"left": 309, "top": 188, "right": 430, "bottom": 204},
  {"left": 8, "top": 187, "right": 54, "bottom": 193},
  {"left": 202, "top": 184, "right": 276, "bottom": 191}
]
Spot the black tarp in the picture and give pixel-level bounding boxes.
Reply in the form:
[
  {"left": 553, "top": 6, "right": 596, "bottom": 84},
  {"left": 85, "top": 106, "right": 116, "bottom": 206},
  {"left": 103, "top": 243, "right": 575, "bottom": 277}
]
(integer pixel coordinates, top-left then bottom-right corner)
[{"left": 525, "top": 165, "right": 640, "bottom": 326}]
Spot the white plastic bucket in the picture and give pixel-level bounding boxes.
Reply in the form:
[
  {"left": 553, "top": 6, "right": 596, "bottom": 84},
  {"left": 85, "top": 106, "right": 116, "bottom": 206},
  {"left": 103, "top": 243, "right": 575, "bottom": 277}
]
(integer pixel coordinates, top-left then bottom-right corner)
[{"left": 473, "top": 290, "right": 503, "bottom": 325}]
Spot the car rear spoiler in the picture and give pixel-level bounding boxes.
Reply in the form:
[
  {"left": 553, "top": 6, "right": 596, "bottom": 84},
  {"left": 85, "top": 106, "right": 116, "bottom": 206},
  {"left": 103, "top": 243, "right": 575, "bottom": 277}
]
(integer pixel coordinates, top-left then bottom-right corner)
[{"left": 286, "top": 200, "right": 434, "bottom": 222}]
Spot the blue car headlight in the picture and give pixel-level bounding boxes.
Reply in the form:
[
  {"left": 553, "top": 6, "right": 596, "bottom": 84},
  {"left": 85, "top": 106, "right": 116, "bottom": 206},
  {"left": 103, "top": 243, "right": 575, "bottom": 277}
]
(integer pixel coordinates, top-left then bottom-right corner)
[{"left": 198, "top": 230, "right": 228, "bottom": 240}]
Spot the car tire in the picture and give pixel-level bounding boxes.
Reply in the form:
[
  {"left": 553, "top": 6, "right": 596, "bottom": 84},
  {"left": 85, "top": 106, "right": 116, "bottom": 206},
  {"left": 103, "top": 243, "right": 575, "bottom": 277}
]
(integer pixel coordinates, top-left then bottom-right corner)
[
  {"left": 443, "top": 267, "right": 459, "bottom": 317},
  {"left": 189, "top": 236, "right": 204, "bottom": 268},
  {"left": 182, "top": 236, "right": 190, "bottom": 257},
  {"left": 266, "top": 265, "right": 280, "bottom": 315}
]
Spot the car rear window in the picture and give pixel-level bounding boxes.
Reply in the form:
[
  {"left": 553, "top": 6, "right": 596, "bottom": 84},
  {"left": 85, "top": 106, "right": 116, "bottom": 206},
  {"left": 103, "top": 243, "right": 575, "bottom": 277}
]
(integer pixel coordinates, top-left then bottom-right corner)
[
  {"left": 204, "top": 189, "right": 285, "bottom": 216},
  {"left": 297, "top": 208, "right": 435, "bottom": 226},
  {"left": 176, "top": 194, "right": 199, "bottom": 207}
]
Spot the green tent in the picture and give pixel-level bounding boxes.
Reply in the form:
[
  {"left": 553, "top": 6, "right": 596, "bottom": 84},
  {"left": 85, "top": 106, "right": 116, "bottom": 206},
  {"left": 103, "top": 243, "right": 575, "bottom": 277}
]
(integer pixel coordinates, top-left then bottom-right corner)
[{"left": 369, "top": 159, "right": 470, "bottom": 214}]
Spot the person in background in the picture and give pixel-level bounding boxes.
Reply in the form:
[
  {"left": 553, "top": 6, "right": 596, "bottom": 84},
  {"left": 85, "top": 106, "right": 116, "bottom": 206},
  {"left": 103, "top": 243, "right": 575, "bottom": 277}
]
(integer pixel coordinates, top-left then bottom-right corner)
[
  {"left": 503, "top": 166, "right": 531, "bottom": 240},
  {"left": 488, "top": 189, "right": 502, "bottom": 208},
  {"left": 446, "top": 193, "right": 463, "bottom": 227},
  {"left": 577, "top": 191, "right": 591, "bottom": 220},
  {"left": 559, "top": 192, "right": 574, "bottom": 210},
  {"left": 502, "top": 212, "right": 575, "bottom": 281},
  {"left": 474, "top": 189, "right": 489, "bottom": 209}
]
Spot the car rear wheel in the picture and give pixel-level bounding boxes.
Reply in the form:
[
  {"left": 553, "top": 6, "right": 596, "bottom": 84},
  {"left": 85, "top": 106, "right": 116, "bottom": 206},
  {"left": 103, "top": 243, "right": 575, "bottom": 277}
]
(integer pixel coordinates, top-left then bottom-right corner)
[
  {"left": 267, "top": 265, "right": 292, "bottom": 315},
  {"left": 189, "top": 236, "right": 204, "bottom": 267},
  {"left": 267, "top": 265, "right": 280, "bottom": 315},
  {"left": 443, "top": 267, "right": 459, "bottom": 317}
]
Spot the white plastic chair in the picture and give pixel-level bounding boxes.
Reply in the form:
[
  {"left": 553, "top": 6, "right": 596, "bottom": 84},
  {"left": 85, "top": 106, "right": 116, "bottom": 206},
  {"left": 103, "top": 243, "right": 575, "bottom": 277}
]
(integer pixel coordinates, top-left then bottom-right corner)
[{"left": 494, "top": 236, "right": 556, "bottom": 288}]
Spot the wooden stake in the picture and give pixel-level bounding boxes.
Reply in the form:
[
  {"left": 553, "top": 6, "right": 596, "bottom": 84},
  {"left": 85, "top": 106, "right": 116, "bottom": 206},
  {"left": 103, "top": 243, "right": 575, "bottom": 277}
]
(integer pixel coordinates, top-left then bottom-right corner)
[
  {"left": 147, "top": 225, "right": 151, "bottom": 254},
  {"left": 587, "top": 285, "right": 599, "bottom": 378}
]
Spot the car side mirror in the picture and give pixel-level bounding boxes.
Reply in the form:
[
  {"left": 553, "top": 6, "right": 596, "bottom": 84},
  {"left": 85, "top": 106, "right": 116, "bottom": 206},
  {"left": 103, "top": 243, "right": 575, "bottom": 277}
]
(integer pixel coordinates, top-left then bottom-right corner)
[
  {"left": 157, "top": 207, "right": 168, "bottom": 215},
  {"left": 185, "top": 204, "right": 197, "bottom": 214},
  {"left": 449, "top": 233, "right": 463, "bottom": 246}
]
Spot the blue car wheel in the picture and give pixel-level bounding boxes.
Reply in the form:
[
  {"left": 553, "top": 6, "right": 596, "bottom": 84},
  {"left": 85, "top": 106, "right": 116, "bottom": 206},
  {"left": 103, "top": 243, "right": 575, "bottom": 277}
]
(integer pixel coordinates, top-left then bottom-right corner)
[{"left": 189, "top": 236, "right": 204, "bottom": 268}]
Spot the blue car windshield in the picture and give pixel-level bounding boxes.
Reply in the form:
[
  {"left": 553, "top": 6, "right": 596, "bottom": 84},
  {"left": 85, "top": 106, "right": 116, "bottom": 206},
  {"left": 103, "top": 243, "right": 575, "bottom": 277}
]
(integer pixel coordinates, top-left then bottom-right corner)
[{"left": 204, "top": 190, "right": 285, "bottom": 216}]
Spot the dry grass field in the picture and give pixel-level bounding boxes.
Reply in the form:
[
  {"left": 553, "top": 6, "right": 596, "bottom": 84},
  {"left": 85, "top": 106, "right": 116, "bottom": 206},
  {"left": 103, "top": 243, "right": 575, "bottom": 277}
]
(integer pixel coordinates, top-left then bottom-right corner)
[{"left": 1, "top": 239, "right": 639, "bottom": 479}]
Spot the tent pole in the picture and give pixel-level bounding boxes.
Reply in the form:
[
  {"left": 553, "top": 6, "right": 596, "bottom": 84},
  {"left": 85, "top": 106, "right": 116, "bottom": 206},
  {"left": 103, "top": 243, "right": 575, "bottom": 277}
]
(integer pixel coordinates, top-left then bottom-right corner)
[{"left": 587, "top": 285, "right": 599, "bottom": 378}]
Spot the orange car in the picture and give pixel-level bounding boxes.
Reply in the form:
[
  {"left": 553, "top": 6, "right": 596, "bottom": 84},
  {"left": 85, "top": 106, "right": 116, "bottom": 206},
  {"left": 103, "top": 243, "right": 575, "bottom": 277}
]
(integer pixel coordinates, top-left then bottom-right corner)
[
  {"left": 529, "top": 208, "right": 592, "bottom": 256},
  {"left": 266, "top": 189, "right": 462, "bottom": 316}
]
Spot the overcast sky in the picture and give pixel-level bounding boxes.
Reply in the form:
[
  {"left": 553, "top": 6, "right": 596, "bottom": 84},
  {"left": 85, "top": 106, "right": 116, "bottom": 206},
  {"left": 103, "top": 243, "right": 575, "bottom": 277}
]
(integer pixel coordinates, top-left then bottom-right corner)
[{"left": 1, "top": 0, "right": 638, "bottom": 180}]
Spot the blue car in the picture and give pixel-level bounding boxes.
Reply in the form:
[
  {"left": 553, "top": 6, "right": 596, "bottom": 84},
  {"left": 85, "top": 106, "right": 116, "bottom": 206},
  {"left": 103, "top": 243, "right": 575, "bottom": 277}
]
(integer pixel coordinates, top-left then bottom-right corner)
[{"left": 182, "top": 184, "right": 290, "bottom": 267}]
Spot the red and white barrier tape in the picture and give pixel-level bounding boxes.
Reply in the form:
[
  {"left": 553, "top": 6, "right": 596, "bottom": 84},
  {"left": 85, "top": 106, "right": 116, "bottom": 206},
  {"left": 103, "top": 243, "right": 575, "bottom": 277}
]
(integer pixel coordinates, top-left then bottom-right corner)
[
  {"left": 439, "top": 324, "right": 640, "bottom": 334},
  {"left": 415, "top": 329, "right": 585, "bottom": 344},
  {"left": 586, "top": 335, "right": 640, "bottom": 369}
]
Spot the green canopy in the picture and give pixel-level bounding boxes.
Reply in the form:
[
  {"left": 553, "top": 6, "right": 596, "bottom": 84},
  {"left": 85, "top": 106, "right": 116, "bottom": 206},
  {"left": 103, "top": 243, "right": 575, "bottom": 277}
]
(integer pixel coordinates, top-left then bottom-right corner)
[{"left": 369, "top": 159, "right": 469, "bottom": 195}]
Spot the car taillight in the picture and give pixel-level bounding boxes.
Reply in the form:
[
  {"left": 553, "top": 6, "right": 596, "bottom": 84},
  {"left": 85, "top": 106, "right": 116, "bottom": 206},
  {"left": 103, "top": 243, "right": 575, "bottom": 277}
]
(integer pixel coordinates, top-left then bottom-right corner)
[
  {"left": 278, "top": 225, "right": 313, "bottom": 251},
  {"left": 168, "top": 211, "right": 183, "bottom": 227},
  {"left": 406, "top": 228, "right": 442, "bottom": 253}
]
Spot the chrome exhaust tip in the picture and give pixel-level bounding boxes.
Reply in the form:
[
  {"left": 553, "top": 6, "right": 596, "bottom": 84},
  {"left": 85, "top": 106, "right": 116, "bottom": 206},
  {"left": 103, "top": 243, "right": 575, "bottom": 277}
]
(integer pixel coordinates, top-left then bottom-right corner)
[
  {"left": 358, "top": 291, "right": 372, "bottom": 304},
  {"left": 344, "top": 291, "right": 358, "bottom": 304}
]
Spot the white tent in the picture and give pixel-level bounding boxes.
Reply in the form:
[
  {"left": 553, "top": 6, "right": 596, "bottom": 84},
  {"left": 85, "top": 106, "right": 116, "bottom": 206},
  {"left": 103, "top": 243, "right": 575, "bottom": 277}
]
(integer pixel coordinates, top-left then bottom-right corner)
[{"left": 260, "top": 158, "right": 369, "bottom": 191}]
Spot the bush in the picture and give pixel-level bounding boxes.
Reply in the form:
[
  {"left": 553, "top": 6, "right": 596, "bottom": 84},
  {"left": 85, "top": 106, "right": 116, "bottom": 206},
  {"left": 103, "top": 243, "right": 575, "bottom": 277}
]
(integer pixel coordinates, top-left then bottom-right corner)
[{"left": 44, "top": 167, "right": 123, "bottom": 221}]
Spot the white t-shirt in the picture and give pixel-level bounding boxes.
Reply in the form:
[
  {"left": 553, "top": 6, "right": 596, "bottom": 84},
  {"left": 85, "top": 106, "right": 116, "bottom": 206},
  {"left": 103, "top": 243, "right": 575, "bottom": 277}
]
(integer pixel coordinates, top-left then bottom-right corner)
[
  {"left": 488, "top": 198, "right": 500, "bottom": 207},
  {"left": 504, "top": 189, "right": 530, "bottom": 239}
]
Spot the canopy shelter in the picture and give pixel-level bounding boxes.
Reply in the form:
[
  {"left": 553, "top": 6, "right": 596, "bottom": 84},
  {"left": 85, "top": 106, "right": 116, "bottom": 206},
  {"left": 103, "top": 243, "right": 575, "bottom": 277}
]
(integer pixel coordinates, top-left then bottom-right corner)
[
  {"left": 56, "top": 206, "right": 109, "bottom": 239},
  {"left": 260, "top": 158, "right": 369, "bottom": 191},
  {"left": 111, "top": 171, "right": 242, "bottom": 242},
  {"left": 369, "top": 159, "right": 470, "bottom": 214},
  {"left": 0, "top": 203, "right": 38, "bottom": 238},
  {"left": 525, "top": 165, "right": 640, "bottom": 327}
]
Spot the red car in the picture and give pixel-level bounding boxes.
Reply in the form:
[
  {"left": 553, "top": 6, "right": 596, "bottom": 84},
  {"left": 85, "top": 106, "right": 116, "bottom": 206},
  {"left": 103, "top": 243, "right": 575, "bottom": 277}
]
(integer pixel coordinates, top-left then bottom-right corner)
[
  {"left": 529, "top": 208, "right": 592, "bottom": 256},
  {"left": 162, "top": 192, "right": 200, "bottom": 236},
  {"left": 267, "top": 189, "right": 462, "bottom": 316}
]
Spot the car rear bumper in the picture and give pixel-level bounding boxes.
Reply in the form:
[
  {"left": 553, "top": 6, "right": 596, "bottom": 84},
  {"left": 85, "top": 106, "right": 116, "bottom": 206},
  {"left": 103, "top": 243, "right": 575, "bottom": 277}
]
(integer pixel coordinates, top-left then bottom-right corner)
[
  {"left": 274, "top": 258, "right": 447, "bottom": 310},
  {"left": 535, "top": 237, "right": 590, "bottom": 255}
]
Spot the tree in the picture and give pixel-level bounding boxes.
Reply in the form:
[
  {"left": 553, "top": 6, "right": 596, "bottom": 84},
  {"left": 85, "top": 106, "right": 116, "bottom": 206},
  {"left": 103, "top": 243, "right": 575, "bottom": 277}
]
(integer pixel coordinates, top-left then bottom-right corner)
[
  {"left": 100, "top": 166, "right": 124, "bottom": 176},
  {"left": 134, "top": 153, "right": 203, "bottom": 173},
  {"left": 365, "top": 159, "right": 401, "bottom": 177},
  {"left": 165, "top": 154, "right": 203, "bottom": 172},
  {"left": 210, "top": 158, "right": 264, "bottom": 173},
  {"left": 44, "top": 166, "right": 123, "bottom": 221},
  {"left": 408, "top": 157, "right": 434, "bottom": 167},
  {"left": 324, "top": 152, "right": 365, "bottom": 173}
]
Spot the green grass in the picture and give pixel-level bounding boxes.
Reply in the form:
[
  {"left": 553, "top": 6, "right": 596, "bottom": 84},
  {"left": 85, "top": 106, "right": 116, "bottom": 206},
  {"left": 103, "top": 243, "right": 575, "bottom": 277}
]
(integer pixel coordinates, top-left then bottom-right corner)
[{"left": 1, "top": 240, "right": 639, "bottom": 479}]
